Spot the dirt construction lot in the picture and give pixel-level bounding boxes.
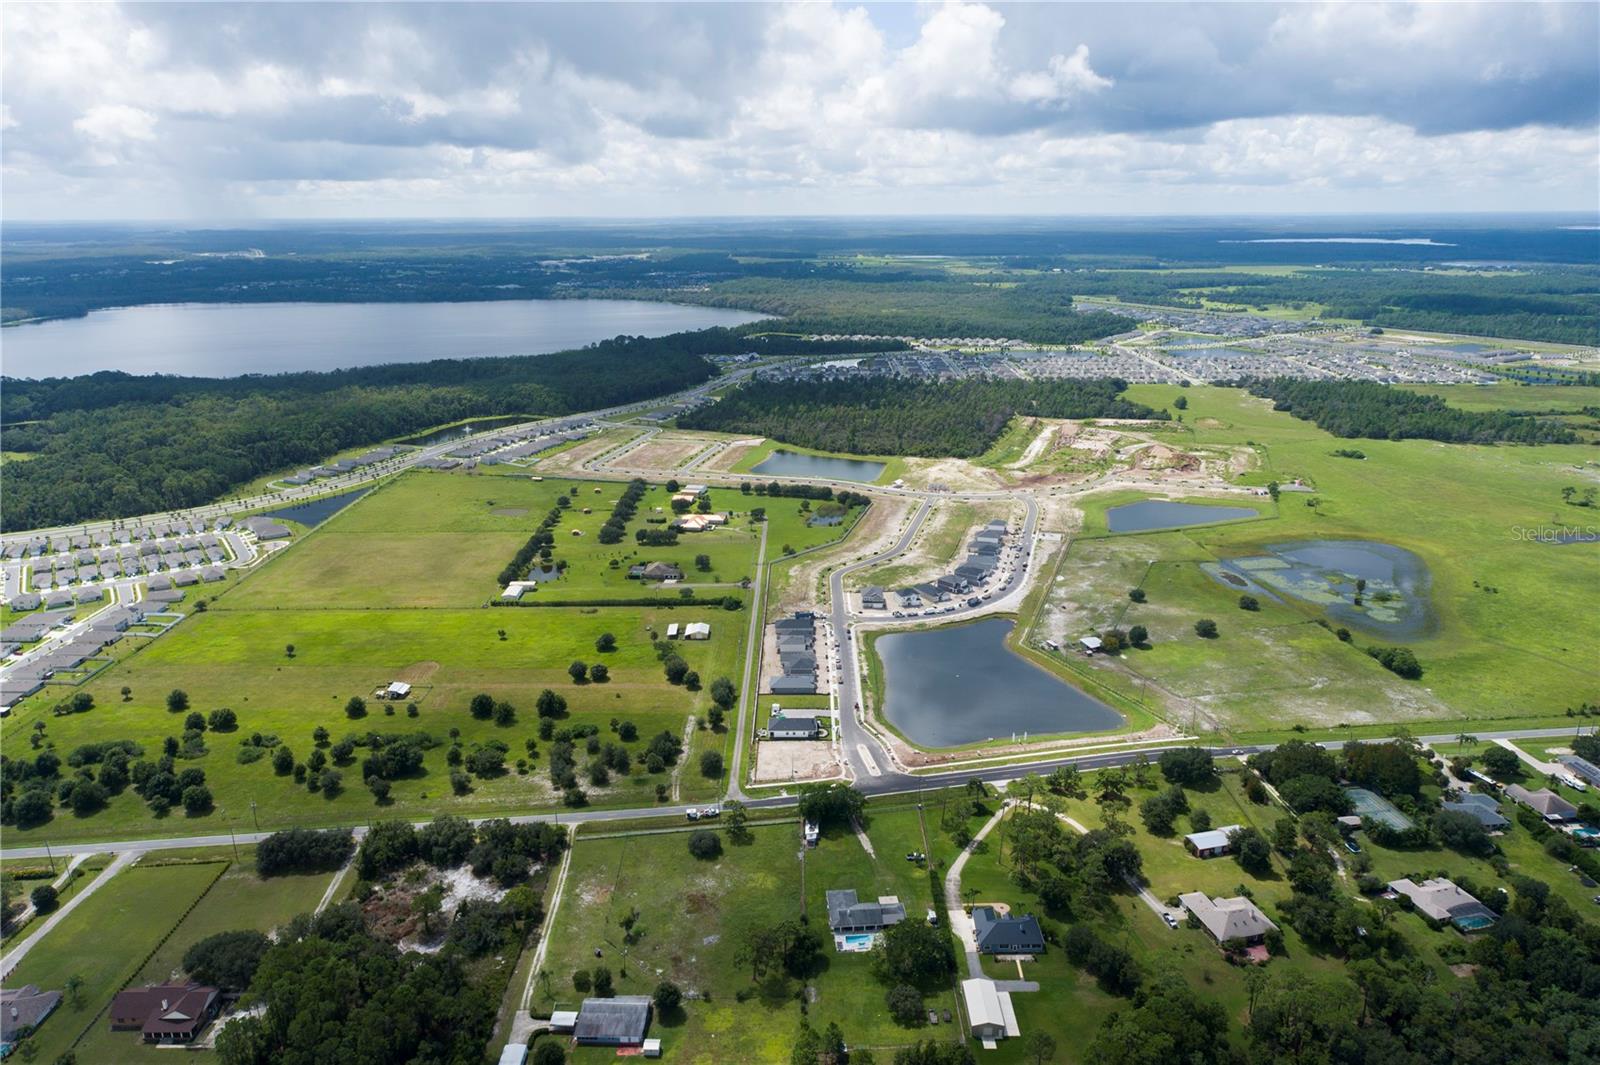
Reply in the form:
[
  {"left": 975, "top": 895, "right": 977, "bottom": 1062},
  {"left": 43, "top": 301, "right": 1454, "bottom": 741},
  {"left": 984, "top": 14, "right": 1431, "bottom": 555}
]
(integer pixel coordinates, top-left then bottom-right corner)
[{"left": 753, "top": 737, "right": 843, "bottom": 783}]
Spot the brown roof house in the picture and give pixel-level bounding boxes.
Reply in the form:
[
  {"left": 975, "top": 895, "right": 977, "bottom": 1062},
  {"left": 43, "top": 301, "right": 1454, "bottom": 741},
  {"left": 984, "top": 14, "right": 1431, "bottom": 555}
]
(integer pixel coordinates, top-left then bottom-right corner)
[{"left": 110, "top": 983, "right": 219, "bottom": 1044}]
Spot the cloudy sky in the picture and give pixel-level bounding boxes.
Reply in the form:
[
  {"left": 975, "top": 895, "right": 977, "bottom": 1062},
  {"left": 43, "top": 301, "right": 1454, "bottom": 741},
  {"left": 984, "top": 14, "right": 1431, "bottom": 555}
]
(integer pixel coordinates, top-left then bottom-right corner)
[{"left": 3, "top": 1, "right": 1597, "bottom": 219}]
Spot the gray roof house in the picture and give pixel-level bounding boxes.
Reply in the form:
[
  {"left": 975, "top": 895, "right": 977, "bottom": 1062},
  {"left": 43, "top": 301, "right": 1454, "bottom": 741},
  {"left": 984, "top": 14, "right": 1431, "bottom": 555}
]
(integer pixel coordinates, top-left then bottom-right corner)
[
  {"left": 768, "top": 710, "right": 825, "bottom": 739},
  {"left": 777, "top": 635, "right": 814, "bottom": 654},
  {"left": 861, "top": 586, "right": 887, "bottom": 610},
  {"left": 1505, "top": 784, "right": 1578, "bottom": 822},
  {"left": 773, "top": 616, "right": 815, "bottom": 634},
  {"left": 826, "top": 889, "right": 907, "bottom": 934},
  {"left": 896, "top": 588, "right": 923, "bottom": 608},
  {"left": 768, "top": 676, "right": 817, "bottom": 696},
  {"left": 9, "top": 592, "right": 41, "bottom": 612},
  {"left": 1442, "top": 793, "right": 1510, "bottom": 830},
  {"left": 780, "top": 653, "right": 817, "bottom": 676},
  {"left": 574, "top": 996, "right": 652, "bottom": 1046},
  {"left": 971, "top": 906, "right": 1045, "bottom": 955},
  {"left": 0, "top": 984, "right": 63, "bottom": 1045},
  {"left": 1388, "top": 877, "right": 1499, "bottom": 931},
  {"left": 1179, "top": 892, "right": 1278, "bottom": 945}
]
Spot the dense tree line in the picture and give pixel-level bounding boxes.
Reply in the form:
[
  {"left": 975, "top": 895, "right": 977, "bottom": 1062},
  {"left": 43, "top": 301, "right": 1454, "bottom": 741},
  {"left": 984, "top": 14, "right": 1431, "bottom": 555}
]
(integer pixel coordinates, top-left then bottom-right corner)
[
  {"left": 3, "top": 333, "right": 736, "bottom": 530},
  {"left": 256, "top": 828, "right": 355, "bottom": 877},
  {"left": 683, "top": 378, "right": 1165, "bottom": 458},
  {"left": 214, "top": 904, "right": 497, "bottom": 1065},
  {"left": 1239, "top": 378, "right": 1578, "bottom": 445}
]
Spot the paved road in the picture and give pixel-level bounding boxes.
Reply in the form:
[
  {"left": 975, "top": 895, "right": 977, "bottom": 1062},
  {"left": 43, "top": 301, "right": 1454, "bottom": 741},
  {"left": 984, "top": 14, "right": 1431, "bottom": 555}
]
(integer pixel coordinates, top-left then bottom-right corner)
[
  {"left": 0, "top": 851, "right": 135, "bottom": 978},
  {"left": 725, "top": 521, "right": 769, "bottom": 803},
  {"left": 1, "top": 727, "right": 1589, "bottom": 865}
]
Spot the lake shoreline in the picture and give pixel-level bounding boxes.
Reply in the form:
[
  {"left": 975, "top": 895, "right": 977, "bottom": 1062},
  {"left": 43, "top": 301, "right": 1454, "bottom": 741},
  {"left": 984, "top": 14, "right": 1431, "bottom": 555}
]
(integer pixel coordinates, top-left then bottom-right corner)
[{"left": 1, "top": 297, "right": 770, "bottom": 379}]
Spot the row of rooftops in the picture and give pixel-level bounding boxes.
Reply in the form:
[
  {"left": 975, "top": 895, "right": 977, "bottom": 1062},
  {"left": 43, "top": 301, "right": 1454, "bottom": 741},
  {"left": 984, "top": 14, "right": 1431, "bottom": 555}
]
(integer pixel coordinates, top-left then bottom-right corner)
[
  {"left": 445, "top": 424, "right": 591, "bottom": 462},
  {"left": 2, "top": 517, "right": 233, "bottom": 558},
  {"left": 769, "top": 613, "right": 818, "bottom": 695},
  {"left": 281, "top": 445, "right": 411, "bottom": 484}
]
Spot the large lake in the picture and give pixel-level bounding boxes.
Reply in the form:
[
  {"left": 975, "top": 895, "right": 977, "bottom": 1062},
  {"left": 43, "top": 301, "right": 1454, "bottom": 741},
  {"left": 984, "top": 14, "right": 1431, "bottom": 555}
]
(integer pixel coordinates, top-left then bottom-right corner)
[
  {"left": 1, "top": 300, "right": 768, "bottom": 378},
  {"left": 876, "top": 617, "right": 1122, "bottom": 747},
  {"left": 752, "top": 450, "right": 886, "bottom": 483}
]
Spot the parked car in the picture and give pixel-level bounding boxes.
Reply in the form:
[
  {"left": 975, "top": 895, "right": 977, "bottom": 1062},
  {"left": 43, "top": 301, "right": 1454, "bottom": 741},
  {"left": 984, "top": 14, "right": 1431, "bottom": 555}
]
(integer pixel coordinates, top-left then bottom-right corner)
[
  {"left": 1162, "top": 913, "right": 1179, "bottom": 929},
  {"left": 1344, "top": 839, "right": 1362, "bottom": 854}
]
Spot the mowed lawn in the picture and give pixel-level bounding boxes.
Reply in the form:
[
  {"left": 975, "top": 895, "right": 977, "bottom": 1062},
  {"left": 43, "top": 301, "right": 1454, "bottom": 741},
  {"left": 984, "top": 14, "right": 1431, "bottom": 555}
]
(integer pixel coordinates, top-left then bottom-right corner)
[
  {"left": 225, "top": 471, "right": 764, "bottom": 610},
  {"left": 534, "top": 808, "right": 953, "bottom": 1063},
  {"left": 73, "top": 850, "right": 337, "bottom": 1064},
  {"left": 1041, "top": 384, "right": 1600, "bottom": 734},
  {"left": 2, "top": 861, "right": 226, "bottom": 1065}
]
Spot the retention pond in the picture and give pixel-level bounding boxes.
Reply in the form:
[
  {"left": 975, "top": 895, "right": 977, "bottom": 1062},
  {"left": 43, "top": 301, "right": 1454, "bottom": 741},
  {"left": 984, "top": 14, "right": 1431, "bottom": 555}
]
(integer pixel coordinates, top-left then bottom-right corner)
[
  {"left": 875, "top": 617, "right": 1122, "bottom": 747},
  {"left": 1202, "top": 539, "right": 1433, "bottom": 638},
  {"left": 752, "top": 450, "right": 886, "bottom": 483},
  {"left": 1106, "top": 499, "right": 1258, "bottom": 533}
]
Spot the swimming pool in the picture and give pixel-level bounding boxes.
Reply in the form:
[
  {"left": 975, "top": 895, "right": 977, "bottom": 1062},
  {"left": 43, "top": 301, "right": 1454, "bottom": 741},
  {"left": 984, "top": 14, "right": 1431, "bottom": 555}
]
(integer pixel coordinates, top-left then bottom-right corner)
[{"left": 836, "top": 933, "right": 879, "bottom": 952}]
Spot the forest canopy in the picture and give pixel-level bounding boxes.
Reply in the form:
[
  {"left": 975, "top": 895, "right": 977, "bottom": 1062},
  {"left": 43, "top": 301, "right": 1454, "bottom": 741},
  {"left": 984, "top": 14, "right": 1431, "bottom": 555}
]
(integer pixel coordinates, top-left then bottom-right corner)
[
  {"left": 1, "top": 328, "right": 862, "bottom": 530},
  {"left": 1240, "top": 378, "right": 1579, "bottom": 445},
  {"left": 680, "top": 376, "right": 1167, "bottom": 458}
]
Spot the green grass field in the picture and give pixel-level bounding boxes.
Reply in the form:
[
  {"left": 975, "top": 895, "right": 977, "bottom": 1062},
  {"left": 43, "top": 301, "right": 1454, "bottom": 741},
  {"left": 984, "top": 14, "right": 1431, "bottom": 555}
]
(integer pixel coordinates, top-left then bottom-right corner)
[
  {"left": 533, "top": 807, "right": 953, "bottom": 1063},
  {"left": 226, "top": 472, "right": 762, "bottom": 609},
  {"left": 1031, "top": 385, "right": 1600, "bottom": 737},
  {"left": 71, "top": 849, "right": 336, "bottom": 1064},
  {"left": 2, "top": 861, "right": 226, "bottom": 1064},
  {"left": 4, "top": 473, "right": 757, "bottom": 843}
]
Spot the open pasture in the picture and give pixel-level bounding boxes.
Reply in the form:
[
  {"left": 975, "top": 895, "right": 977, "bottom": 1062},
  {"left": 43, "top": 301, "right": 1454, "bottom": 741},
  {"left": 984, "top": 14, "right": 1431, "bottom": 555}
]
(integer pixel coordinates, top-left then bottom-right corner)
[{"left": 1033, "top": 385, "right": 1600, "bottom": 736}]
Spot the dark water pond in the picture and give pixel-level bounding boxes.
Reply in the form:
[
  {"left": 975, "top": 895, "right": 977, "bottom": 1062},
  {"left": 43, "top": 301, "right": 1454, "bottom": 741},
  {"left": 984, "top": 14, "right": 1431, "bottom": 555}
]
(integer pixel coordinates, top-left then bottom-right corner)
[
  {"left": 752, "top": 450, "right": 886, "bottom": 483},
  {"left": 398, "top": 416, "right": 526, "bottom": 446},
  {"left": 1205, "top": 539, "right": 1433, "bottom": 638},
  {"left": 2, "top": 299, "right": 768, "bottom": 378},
  {"left": 876, "top": 617, "right": 1122, "bottom": 747},
  {"left": 265, "top": 490, "right": 369, "bottom": 528},
  {"left": 1107, "top": 499, "right": 1258, "bottom": 533}
]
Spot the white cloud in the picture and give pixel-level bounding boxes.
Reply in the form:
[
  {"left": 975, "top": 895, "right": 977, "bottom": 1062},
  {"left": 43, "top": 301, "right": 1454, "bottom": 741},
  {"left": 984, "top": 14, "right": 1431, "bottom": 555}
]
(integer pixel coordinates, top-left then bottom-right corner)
[{"left": 0, "top": 1, "right": 1594, "bottom": 217}]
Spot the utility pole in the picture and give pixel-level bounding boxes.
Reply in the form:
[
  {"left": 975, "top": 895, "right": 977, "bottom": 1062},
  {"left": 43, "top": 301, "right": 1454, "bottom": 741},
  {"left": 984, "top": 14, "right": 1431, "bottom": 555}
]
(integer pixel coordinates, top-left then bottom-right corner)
[{"left": 249, "top": 798, "right": 259, "bottom": 833}]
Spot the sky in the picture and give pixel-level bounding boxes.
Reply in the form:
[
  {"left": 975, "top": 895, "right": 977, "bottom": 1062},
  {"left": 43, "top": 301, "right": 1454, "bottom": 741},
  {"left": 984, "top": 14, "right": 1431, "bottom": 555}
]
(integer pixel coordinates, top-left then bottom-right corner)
[{"left": 3, "top": 1, "right": 1597, "bottom": 220}]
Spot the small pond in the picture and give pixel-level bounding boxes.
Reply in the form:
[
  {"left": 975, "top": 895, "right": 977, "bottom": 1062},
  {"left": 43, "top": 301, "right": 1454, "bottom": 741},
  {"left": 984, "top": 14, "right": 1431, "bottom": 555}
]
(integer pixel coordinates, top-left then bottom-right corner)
[
  {"left": 1204, "top": 539, "right": 1434, "bottom": 638},
  {"left": 1107, "top": 499, "right": 1259, "bottom": 533},
  {"left": 876, "top": 617, "right": 1122, "bottom": 747},
  {"left": 398, "top": 416, "right": 525, "bottom": 446},
  {"left": 264, "top": 489, "right": 369, "bottom": 528},
  {"left": 752, "top": 450, "right": 886, "bottom": 483}
]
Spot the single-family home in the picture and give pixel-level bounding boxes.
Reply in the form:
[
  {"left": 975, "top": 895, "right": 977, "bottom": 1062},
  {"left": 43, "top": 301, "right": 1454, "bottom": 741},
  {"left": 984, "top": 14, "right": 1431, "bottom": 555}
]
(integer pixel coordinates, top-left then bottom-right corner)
[
  {"left": 573, "top": 996, "right": 652, "bottom": 1047},
  {"left": 683, "top": 622, "right": 711, "bottom": 640},
  {"left": 385, "top": 681, "right": 412, "bottom": 700},
  {"left": 935, "top": 575, "right": 969, "bottom": 595},
  {"left": 768, "top": 709, "right": 825, "bottom": 740},
  {"left": 896, "top": 588, "right": 923, "bottom": 609},
  {"left": 1180, "top": 892, "right": 1278, "bottom": 946},
  {"left": 1441, "top": 793, "right": 1510, "bottom": 830},
  {"left": 8, "top": 592, "right": 41, "bottom": 612},
  {"left": 826, "top": 889, "right": 906, "bottom": 934},
  {"left": 768, "top": 676, "right": 817, "bottom": 696},
  {"left": 1387, "top": 877, "right": 1499, "bottom": 931},
  {"left": 109, "top": 983, "right": 219, "bottom": 1044},
  {"left": 0, "top": 984, "right": 63, "bottom": 1049},
  {"left": 1079, "top": 636, "right": 1103, "bottom": 654},
  {"left": 1505, "top": 784, "right": 1578, "bottom": 823},
  {"left": 971, "top": 906, "right": 1046, "bottom": 955},
  {"left": 1183, "top": 825, "right": 1244, "bottom": 858},
  {"left": 861, "top": 586, "right": 887, "bottom": 610}
]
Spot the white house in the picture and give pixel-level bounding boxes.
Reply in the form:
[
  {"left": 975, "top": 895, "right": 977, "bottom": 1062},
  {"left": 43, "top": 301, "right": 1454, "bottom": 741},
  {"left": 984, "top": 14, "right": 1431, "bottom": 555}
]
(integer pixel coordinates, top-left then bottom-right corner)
[
  {"left": 385, "top": 681, "right": 412, "bottom": 699},
  {"left": 683, "top": 622, "right": 711, "bottom": 640}
]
